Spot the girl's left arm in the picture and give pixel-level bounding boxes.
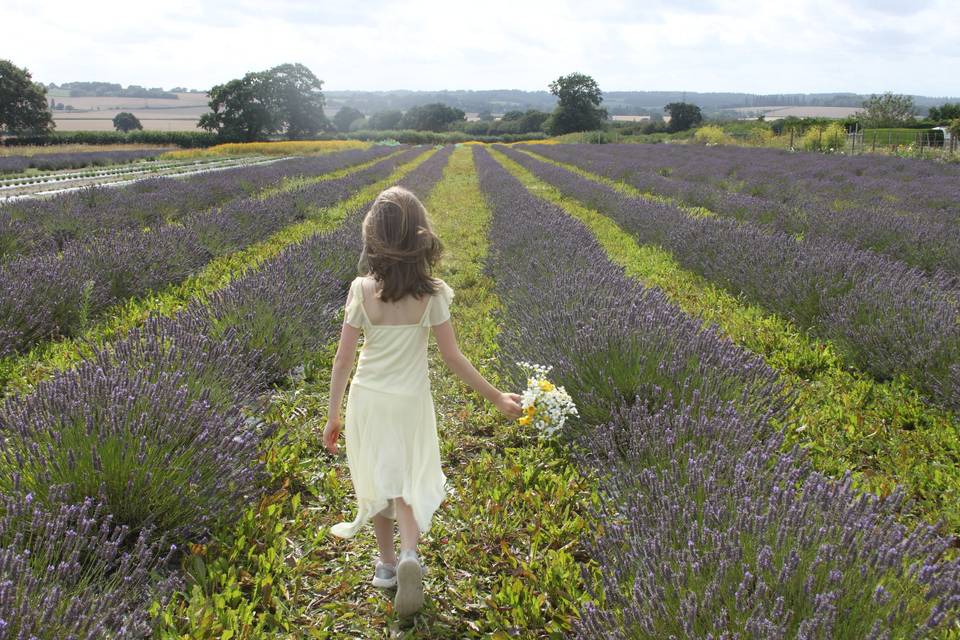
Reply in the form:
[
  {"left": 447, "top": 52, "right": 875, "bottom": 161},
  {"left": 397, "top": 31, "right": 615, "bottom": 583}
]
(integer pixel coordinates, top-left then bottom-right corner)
[{"left": 324, "top": 291, "right": 361, "bottom": 453}]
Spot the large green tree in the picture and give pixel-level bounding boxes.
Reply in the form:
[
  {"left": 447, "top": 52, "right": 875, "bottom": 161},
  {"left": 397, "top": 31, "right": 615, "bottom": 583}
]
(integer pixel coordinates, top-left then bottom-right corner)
[
  {"left": 270, "top": 63, "right": 328, "bottom": 139},
  {"left": 545, "top": 72, "right": 607, "bottom": 135},
  {"left": 199, "top": 63, "right": 329, "bottom": 141},
  {"left": 858, "top": 92, "right": 916, "bottom": 128},
  {"left": 0, "top": 60, "right": 54, "bottom": 134},
  {"left": 664, "top": 102, "right": 703, "bottom": 132}
]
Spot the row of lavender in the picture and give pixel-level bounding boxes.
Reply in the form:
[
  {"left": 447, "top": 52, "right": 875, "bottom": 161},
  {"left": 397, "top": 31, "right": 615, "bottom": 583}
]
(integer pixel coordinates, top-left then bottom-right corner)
[
  {"left": 530, "top": 143, "right": 960, "bottom": 222},
  {"left": 474, "top": 145, "right": 960, "bottom": 637},
  {"left": 0, "top": 149, "right": 168, "bottom": 174},
  {"left": 496, "top": 145, "right": 960, "bottom": 412},
  {"left": 0, "top": 146, "right": 395, "bottom": 261},
  {"left": 0, "top": 146, "right": 453, "bottom": 638},
  {"left": 0, "top": 147, "right": 426, "bottom": 361},
  {"left": 523, "top": 143, "right": 960, "bottom": 277}
]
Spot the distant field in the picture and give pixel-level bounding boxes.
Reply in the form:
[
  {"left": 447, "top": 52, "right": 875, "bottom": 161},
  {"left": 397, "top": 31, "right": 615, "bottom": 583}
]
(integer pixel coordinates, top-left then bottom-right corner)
[{"left": 51, "top": 92, "right": 210, "bottom": 131}]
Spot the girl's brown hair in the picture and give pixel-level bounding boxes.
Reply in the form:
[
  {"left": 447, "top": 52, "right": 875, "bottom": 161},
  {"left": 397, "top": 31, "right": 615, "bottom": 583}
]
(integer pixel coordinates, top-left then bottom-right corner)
[{"left": 358, "top": 186, "right": 443, "bottom": 302}]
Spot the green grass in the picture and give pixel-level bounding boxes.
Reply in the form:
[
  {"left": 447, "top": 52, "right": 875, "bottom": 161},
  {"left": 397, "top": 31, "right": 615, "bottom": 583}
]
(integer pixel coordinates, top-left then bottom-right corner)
[
  {"left": 153, "top": 146, "right": 601, "bottom": 637},
  {"left": 861, "top": 128, "right": 938, "bottom": 146},
  {"left": 286, "top": 146, "right": 599, "bottom": 637},
  {"left": 0, "top": 148, "right": 435, "bottom": 397},
  {"left": 491, "top": 146, "right": 960, "bottom": 535}
]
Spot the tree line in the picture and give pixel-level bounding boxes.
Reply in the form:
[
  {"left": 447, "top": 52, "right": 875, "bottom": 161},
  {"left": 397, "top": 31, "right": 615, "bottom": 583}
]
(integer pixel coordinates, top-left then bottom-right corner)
[{"left": 4, "top": 57, "right": 958, "bottom": 141}]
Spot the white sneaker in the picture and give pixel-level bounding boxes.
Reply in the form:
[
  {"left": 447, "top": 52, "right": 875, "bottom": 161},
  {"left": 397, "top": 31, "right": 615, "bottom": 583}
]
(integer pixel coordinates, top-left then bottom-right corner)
[
  {"left": 394, "top": 549, "right": 424, "bottom": 617},
  {"left": 371, "top": 560, "right": 397, "bottom": 588}
]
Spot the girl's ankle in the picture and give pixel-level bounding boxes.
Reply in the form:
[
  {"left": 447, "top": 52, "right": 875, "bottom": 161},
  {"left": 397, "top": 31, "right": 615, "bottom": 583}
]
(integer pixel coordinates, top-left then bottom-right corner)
[{"left": 379, "top": 553, "right": 398, "bottom": 566}]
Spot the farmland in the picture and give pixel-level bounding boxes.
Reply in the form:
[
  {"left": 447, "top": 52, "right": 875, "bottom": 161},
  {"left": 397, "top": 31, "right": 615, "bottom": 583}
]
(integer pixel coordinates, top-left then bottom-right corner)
[
  {"left": 0, "top": 140, "right": 958, "bottom": 638},
  {"left": 49, "top": 92, "right": 211, "bottom": 131}
]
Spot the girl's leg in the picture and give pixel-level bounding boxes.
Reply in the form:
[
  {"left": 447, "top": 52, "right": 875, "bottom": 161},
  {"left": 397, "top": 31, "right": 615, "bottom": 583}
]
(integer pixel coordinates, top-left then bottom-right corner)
[
  {"left": 394, "top": 497, "right": 420, "bottom": 552},
  {"left": 373, "top": 512, "right": 397, "bottom": 565},
  {"left": 393, "top": 497, "right": 424, "bottom": 616}
]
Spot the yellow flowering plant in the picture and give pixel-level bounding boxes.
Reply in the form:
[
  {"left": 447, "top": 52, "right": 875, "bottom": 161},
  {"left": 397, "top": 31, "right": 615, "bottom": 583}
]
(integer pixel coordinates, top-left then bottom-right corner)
[{"left": 516, "top": 361, "right": 578, "bottom": 436}]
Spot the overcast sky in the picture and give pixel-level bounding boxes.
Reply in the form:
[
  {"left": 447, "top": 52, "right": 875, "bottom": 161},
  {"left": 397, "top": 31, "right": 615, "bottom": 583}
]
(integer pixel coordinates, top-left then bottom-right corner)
[{"left": 6, "top": 0, "right": 959, "bottom": 96}]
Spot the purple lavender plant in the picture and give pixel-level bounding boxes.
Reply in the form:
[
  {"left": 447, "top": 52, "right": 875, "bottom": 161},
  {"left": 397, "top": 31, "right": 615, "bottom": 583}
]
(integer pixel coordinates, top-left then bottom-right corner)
[
  {"left": 0, "top": 145, "right": 396, "bottom": 260},
  {"left": 0, "top": 146, "right": 428, "bottom": 359},
  {"left": 473, "top": 145, "right": 960, "bottom": 636},
  {"left": 495, "top": 145, "right": 960, "bottom": 411},
  {"left": 0, "top": 149, "right": 167, "bottom": 174},
  {"left": 0, "top": 492, "right": 178, "bottom": 639}
]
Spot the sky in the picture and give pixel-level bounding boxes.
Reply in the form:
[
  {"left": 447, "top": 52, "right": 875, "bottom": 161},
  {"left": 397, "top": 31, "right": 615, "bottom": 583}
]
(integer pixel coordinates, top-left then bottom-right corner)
[{"left": 5, "top": 0, "right": 959, "bottom": 96}]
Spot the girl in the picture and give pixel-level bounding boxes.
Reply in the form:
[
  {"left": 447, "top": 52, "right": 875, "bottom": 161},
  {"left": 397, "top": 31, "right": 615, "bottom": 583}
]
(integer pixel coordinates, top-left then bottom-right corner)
[{"left": 322, "top": 185, "right": 522, "bottom": 618}]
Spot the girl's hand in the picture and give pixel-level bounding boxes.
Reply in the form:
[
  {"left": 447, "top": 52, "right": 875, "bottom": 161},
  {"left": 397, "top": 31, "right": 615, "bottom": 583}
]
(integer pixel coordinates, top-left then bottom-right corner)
[
  {"left": 494, "top": 392, "right": 523, "bottom": 419},
  {"left": 323, "top": 416, "right": 343, "bottom": 454}
]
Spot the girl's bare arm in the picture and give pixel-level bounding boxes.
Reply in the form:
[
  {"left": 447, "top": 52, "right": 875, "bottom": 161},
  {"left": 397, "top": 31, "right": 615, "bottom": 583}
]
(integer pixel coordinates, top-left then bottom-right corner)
[
  {"left": 323, "top": 289, "right": 361, "bottom": 453},
  {"left": 432, "top": 320, "right": 522, "bottom": 419},
  {"left": 329, "top": 321, "right": 361, "bottom": 420}
]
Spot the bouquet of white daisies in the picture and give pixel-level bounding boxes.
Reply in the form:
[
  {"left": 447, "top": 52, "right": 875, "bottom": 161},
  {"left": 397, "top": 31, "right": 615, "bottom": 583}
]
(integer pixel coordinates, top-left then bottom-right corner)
[{"left": 516, "top": 361, "right": 578, "bottom": 437}]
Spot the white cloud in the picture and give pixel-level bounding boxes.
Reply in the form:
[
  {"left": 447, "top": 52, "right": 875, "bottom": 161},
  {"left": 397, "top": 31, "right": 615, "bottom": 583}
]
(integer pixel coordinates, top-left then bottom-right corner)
[{"left": 4, "top": 0, "right": 959, "bottom": 95}]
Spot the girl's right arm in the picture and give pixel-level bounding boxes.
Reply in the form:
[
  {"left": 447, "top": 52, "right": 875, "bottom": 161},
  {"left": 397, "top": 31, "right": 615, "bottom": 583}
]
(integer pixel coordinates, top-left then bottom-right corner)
[{"left": 432, "top": 320, "right": 522, "bottom": 419}]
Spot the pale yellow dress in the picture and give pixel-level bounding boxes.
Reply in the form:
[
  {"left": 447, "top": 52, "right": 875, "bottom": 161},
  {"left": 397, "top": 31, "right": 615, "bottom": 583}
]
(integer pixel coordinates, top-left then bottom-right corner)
[{"left": 329, "top": 275, "right": 453, "bottom": 538}]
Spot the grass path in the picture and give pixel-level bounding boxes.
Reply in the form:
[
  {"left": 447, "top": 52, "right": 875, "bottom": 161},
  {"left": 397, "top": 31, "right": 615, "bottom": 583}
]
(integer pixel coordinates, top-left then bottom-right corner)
[
  {"left": 0, "top": 148, "right": 435, "bottom": 397},
  {"left": 490, "top": 147, "right": 960, "bottom": 536},
  {"left": 180, "top": 146, "right": 599, "bottom": 638}
]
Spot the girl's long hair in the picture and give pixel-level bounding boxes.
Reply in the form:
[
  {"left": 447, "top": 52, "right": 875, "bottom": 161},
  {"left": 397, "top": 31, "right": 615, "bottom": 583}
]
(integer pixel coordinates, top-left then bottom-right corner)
[{"left": 357, "top": 186, "right": 442, "bottom": 302}]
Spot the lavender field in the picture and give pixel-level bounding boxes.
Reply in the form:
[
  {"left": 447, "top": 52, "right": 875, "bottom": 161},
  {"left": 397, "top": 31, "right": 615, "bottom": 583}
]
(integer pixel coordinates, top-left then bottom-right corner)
[{"left": 0, "top": 141, "right": 958, "bottom": 637}]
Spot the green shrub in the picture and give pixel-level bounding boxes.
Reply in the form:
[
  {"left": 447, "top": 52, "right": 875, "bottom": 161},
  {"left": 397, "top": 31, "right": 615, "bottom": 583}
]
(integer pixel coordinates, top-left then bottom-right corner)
[
  {"left": 801, "top": 123, "right": 847, "bottom": 152},
  {"left": 693, "top": 125, "right": 732, "bottom": 145}
]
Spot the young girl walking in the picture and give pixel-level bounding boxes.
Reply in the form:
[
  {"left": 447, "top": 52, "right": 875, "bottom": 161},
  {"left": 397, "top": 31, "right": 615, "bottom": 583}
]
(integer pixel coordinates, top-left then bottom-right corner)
[{"left": 322, "top": 185, "right": 522, "bottom": 617}]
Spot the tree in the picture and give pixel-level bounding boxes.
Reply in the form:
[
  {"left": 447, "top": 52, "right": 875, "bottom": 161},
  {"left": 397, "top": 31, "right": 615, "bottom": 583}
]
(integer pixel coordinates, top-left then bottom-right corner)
[
  {"left": 0, "top": 59, "right": 54, "bottom": 134},
  {"left": 112, "top": 112, "right": 142, "bottom": 132},
  {"left": 929, "top": 103, "right": 960, "bottom": 123},
  {"left": 199, "top": 63, "right": 329, "bottom": 141},
  {"left": 663, "top": 102, "right": 703, "bottom": 132},
  {"left": 333, "top": 106, "right": 364, "bottom": 132},
  {"left": 858, "top": 92, "right": 916, "bottom": 128},
  {"left": 199, "top": 74, "right": 275, "bottom": 141},
  {"left": 545, "top": 72, "right": 607, "bottom": 135},
  {"left": 399, "top": 103, "right": 465, "bottom": 131},
  {"left": 368, "top": 110, "right": 403, "bottom": 130},
  {"left": 269, "top": 63, "right": 328, "bottom": 139}
]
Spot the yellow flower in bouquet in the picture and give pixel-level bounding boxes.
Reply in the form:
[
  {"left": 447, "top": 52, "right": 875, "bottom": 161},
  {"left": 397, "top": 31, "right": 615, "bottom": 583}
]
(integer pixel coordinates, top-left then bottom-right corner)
[{"left": 516, "top": 361, "right": 578, "bottom": 436}]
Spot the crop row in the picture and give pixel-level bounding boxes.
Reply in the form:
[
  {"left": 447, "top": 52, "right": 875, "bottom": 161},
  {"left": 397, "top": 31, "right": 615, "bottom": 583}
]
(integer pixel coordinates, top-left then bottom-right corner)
[
  {"left": 529, "top": 143, "right": 960, "bottom": 224},
  {"left": 523, "top": 144, "right": 960, "bottom": 277},
  {"left": 496, "top": 145, "right": 960, "bottom": 412},
  {"left": 0, "top": 146, "right": 426, "bottom": 360},
  {"left": 0, "top": 146, "right": 394, "bottom": 260},
  {"left": 474, "top": 146, "right": 960, "bottom": 637},
  {"left": 0, "top": 146, "right": 453, "bottom": 637},
  {"left": 0, "top": 149, "right": 168, "bottom": 174}
]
